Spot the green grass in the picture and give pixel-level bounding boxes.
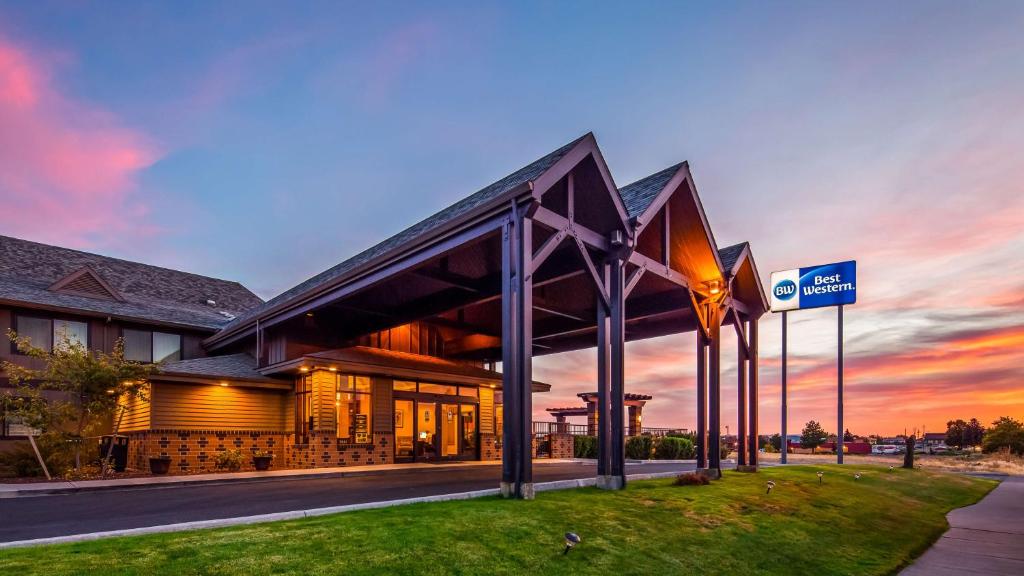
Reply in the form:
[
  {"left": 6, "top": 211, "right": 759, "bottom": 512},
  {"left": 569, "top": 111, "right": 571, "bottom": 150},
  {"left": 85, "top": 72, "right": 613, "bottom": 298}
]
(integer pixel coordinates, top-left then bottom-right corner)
[{"left": 0, "top": 465, "right": 995, "bottom": 576}]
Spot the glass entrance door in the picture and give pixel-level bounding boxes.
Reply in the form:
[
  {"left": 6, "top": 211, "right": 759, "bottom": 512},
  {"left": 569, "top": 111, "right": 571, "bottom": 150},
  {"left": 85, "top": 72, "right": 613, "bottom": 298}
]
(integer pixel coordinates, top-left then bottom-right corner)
[
  {"left": 416, "top": 402, "right": 437, "bottom": 461},
  {"left": 460, "top": 404, "right": 477, "bottom": 459},
  {"left": 394, "top": 399, "right": 415, "bottom": 462},
  {"left": 440, "top": 404, "right": 459, "bottom": 458}
]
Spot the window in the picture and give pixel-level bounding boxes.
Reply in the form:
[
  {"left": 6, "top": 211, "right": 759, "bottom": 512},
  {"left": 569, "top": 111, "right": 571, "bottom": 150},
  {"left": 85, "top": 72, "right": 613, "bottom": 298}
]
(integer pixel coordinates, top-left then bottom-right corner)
[
  {"left": 336, "top": 375, "right": 372, "bottom": 444},
  {"left": 123, "top": 329, "right": 181, "bottom": 363},
  {"left": 393, "top": 380, "right": 417, "bottom": 392},
  {"left": 13, "top": 315, "right": 87, "bottom": 353},
  {"left": 419, "top": 383, "right": 457, "bottom": 396},
  {"left": 458, "top": 386, "right": 479, "bottom": 399}
]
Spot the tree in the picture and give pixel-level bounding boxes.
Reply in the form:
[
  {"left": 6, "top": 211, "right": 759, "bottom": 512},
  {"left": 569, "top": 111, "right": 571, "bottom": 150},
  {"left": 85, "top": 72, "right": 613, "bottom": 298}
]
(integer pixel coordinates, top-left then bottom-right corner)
[
  {"left": 765, "top": 433, "right": 782, "bottom": 451},
  {"left": 800, "top": 420, "right": 828, "bottom": 450},
  {"left": 966, "top": 418, "right": 986, "bottom": 448},
  {"left": 946, "top": 419, "right": 968, "bottom": 449},
  {"left": 1, "top": 329, "right": 156, "bottom": 474},
  {"left": 843, "top": 429, "right": 855, "bottom": 442},
  {"left": 982, "top": 416, "right": 1024, "bottom": 456}
]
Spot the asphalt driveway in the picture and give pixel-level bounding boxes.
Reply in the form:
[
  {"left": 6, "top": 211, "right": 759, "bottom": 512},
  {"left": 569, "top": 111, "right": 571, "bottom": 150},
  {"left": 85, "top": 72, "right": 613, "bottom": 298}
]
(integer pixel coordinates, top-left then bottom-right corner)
[{"left": 0, "top": 461, "right": 693, "bottom": 543}]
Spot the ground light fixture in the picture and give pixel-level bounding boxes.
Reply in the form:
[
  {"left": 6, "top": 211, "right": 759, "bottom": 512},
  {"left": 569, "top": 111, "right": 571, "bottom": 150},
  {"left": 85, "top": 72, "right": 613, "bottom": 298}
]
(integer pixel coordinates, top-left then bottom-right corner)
[
  {"left": 817, "top": 471, "right": 824, "bottom": 484},
  {"left": 563, "top": 532, "right": 581, "bottom": 555},
  {"left": 889, "top": 465, "right": 894, "bottom": 472},
  {"left": 766, "top": 480, "right": 775, "bottom": 494},
  {"left": 854, "top": 473, "right": 861, "bottom": 481}
]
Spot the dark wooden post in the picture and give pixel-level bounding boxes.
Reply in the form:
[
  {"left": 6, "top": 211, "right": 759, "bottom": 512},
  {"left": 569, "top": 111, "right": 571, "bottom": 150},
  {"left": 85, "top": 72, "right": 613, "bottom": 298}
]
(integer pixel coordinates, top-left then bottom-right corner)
[
  {"left": 593, "top": 289, "right": 606, "bottom": 477},
  {"left": 696, "top": 327, "right": 708, "bottom": 469},
  {"left": 707, "top": 306, "right": 722, "bottom": 478},
  {"left": 747, "top": 319, "right": 759, "bottom": 468},
  {"left": 516, "top": 211, "right": 534, "bottom": 497},
  {"left": 736, "top": 316, "right": 747, "bottom": 467},
  {"left": 628, "top": 405, "right": 641, "bottom": 437},
  {"left": 609, "top": 257, "right": 626, "bottom": 489},
  {"left": 500, "top": 214, "right": 519, "bottom": 497},
  {"left": 500, "top": 206, "right": 535, "bottom": 499}
]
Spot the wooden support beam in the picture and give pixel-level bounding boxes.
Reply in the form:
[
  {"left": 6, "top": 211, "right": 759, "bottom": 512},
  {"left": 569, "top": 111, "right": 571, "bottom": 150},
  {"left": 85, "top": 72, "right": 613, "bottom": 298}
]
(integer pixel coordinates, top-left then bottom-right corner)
[
  {"left": 500, "top": 215, "right": 518, "bottom": 497},
  {"left": 596, "top": 263, "right": 611, "bottom": 480},
  {"left": 696, "top": 328, "right": 708, "bottom": 469},
  {"left": 662, "top": 203, "right": 671, "bottom": 266},
  {"left": 609, "top": 257, "right": 626, "bottom": 489},
  {"left": 531, "top": 228, "right": 568, "bottom": 273},
  {"left": 575, "top": 237, "right": 610, "bottom": 308},
  {"left": 730, "top": 307, "right": 749, "bottom": 357},
  {"left": 410, "top": 267, "right": 484, "bottom": 293},
  {"left": 516, "top": 214, "right": 534, "bottom": 497},
  {"left": 748, "top": 318, "right": 759, "bottom": 468},
  {"left": 708, "top": 305, "right": 722, "bottom": 475},
  {"left": 533, "top": 206, "right": 610, "bottom": 252},
  {"left": 627, "top": 252, "right": 689, "bottom": 290},
  {"left": 737, "top": 331, "right": 747, "bottom": 467},
  {"left": 624, "top": 266, "right": 646, "bottom": 299}
]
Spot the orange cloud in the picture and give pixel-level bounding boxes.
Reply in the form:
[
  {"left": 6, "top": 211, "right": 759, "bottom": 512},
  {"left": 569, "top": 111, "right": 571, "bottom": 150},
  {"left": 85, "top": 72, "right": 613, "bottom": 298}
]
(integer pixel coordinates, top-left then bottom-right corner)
[{"left": 0, "top": 36, "right": 160, "bottom": 247}]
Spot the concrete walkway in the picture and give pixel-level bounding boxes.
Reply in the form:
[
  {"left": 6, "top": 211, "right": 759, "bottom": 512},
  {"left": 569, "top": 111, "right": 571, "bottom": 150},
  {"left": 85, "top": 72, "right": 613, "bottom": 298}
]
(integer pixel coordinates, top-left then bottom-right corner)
[{"left": 901, "top": 476, "right": 1024, "bottom": 575}]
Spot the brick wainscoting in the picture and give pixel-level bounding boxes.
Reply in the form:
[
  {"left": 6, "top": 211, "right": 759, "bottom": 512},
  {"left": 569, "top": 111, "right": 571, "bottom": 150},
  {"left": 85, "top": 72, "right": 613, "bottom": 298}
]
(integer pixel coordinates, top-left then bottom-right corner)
[
  {"left": 284, "top": 433, "right": 393, "bottom": 468},
  {"left": 125, "top": 430, "right": 286, "bottom": 473}
]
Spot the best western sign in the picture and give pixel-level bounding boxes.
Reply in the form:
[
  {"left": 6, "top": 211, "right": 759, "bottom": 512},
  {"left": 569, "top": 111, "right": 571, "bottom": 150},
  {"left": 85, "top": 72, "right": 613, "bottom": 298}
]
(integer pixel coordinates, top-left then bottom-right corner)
[{"left": 770, "top": 260, "right": 856, "bottom": 312}]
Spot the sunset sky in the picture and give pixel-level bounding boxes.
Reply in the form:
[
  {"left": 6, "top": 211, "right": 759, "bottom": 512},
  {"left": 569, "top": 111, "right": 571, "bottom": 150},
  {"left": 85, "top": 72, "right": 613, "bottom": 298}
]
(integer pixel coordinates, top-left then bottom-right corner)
[{"left": 1, "top": 2, "right": 1021, "bottom": 436}]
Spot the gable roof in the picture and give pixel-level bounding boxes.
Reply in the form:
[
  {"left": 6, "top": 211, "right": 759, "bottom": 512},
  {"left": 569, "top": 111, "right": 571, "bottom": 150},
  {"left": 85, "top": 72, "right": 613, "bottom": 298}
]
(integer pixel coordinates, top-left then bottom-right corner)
[
  {"left": 0, "top": 235, "right": 263, "bottom": 330},
  {"left": 718, "top": 242, "right": 749, "bottom": 274},
  {"left": 159, "top": 353, "right": 282, "bottom": 385},
  {"left": 212, "top": 134, "right": 590, "bottom": 341},
  {"left": 617, "top": 162, "right": 685, "bottom": 219}
]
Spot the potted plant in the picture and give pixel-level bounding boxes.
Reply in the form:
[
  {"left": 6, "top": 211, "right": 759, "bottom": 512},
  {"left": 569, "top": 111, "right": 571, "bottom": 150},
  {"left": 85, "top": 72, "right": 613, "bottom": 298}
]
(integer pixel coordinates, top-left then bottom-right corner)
[
  {"left": 252, "top": 449, "right": 273, "bottom": 471},
  {"left": 149, "top": 455, "right": 172, "bottom": 475}
]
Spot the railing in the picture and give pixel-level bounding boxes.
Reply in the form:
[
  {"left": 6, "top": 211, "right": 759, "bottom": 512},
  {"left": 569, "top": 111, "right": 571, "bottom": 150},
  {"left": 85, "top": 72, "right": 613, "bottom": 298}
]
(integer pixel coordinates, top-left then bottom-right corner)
[
  {"left": 641, "top": 427, "right": 690, "bottom": 437},
  {"left": 532, "top": 421, "right": 589, "bottom": 436}
]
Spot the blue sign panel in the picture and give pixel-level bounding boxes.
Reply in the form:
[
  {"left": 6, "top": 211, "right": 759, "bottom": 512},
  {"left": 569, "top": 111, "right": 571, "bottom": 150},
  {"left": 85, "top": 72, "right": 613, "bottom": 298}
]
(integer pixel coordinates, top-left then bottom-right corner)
[{"left": 770, "top": 260, "right": 856, "bottom": 312}]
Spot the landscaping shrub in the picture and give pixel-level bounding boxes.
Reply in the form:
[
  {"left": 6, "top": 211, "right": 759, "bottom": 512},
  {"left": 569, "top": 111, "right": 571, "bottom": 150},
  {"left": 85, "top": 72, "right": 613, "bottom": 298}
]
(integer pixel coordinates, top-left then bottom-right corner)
[
  {"left": 626, "top": 435, "right": 654, "bottom": 460},
  {"left": 654, "top": 436, "right": 695, "bottom": 460},
  {"left": 674, "top": 471, "right": 710, "bottom": 486},
  {"left": 214, "top": 448, "right": 245, "bottom": 472},
  {"left": 573, "top": 435, "right": 597, "bottom": 459},
  {"left": 720, "top": 440, "right": 730, "bottom": 461},
  {"left": 0, "top": 436, "right": 74, "bottom": 478}
]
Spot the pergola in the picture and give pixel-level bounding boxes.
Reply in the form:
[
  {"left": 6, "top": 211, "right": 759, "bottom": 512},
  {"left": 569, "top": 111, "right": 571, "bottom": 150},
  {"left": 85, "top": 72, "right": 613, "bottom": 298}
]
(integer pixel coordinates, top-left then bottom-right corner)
[
  {"left": 548, "top": 392, "right": 652, "bottom": 436},
  {"left": 206, "top": 133, "right": 769, "bottom": 499}
]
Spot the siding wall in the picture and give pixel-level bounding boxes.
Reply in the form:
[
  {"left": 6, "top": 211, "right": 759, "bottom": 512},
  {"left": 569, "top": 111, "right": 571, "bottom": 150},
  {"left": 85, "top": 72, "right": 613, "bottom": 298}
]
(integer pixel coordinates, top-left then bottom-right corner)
[
  {"left": 311, "top": 370, "right": 336, "bottom": 433},
  {"left": 151, "top": 381, "right": 289, "bottom": 431},
  {"left": 372, "top": 377, "right": 393, "bottom": 434},
  {"left": 119, "top": 392, "right": 151, "bottom": 432}
]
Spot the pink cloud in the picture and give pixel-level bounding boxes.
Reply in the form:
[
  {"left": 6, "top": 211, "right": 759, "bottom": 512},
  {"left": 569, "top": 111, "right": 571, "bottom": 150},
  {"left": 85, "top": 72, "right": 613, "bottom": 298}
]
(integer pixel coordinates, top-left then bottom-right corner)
[{"left": 0, "top": 36, "right": 160, "bottom": 247}]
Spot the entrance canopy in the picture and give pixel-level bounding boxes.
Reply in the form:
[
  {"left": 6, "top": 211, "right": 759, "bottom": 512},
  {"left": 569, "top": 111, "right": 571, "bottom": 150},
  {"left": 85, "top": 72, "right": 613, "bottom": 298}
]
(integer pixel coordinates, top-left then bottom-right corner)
[{"left": 205, "top": 133, "right": 766, "bottom": 362}]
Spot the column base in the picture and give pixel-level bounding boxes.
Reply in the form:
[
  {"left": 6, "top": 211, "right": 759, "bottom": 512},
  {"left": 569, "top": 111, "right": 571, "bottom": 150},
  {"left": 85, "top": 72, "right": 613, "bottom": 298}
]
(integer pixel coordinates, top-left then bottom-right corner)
[
  {"left": 500, "top": 481, "right": 536, "bottom": 499},
  {"left": 736, "top": 465, "right": 759, "bottom": 473},
  {"left": 596, "top": 475, "right": 624, "bottom": 490},
  {"left": 695, "top": 468, "right": 722, "bottom": 480}
]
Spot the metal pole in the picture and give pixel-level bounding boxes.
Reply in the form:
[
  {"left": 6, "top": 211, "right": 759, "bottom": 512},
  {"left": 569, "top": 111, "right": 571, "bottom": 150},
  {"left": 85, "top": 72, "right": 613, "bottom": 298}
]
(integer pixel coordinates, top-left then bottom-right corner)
[
  {"left": 837, "top": 304, "right": 844, "bottom": 465},
  {"left": 781, "top": 310, "right": 788, "bottom": 465}
]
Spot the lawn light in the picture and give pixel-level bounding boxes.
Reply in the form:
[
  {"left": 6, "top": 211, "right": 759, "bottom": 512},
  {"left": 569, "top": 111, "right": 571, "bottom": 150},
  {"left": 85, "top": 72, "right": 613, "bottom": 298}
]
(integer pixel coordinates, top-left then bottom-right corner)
[
  {"left": 766, "top": 480, "right": 775, "bottom": 495},
  {"left": 888, "top": 465, "right": 894, "bottom": 472},
  {"left": 563, "top": 532, "right": 581, "bottom": 555},
  {"left": 817, "top": 471, "right": 824, "bottom": 484},
  {"left": 854, "top": 473, "right": 861, "bottom": 481}
]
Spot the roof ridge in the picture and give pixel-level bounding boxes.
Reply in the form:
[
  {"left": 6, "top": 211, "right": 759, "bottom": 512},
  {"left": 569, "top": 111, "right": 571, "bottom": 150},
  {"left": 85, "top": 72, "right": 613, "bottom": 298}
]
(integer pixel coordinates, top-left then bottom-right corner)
[{"left": 0, "top": 233, "right": 256, "bottom": 291}]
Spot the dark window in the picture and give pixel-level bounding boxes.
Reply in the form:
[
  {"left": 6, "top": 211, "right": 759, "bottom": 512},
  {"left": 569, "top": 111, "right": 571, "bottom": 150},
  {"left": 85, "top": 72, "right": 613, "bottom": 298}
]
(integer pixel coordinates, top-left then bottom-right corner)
[
  {"left": 336, "top": 375, "right": 372, "bottom": 444},
  {"left": 13, "top": 315, "right": 87, "bottom": 353},
  {"left": 123, "top": 329, "right": 181, "bottom": 363}
]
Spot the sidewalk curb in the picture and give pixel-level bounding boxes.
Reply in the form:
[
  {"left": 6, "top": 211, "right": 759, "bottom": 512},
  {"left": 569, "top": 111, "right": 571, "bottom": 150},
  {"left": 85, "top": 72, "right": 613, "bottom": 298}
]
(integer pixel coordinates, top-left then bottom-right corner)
[{"left": 0, "top": 471, "right": 684, "bottom": 549}]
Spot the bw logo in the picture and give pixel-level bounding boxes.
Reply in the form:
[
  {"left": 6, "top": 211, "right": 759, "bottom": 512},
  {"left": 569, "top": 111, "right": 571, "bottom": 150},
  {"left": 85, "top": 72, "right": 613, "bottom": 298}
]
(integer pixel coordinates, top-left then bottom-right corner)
[{"left": 773, "top": 280, "right": 796, "bottom": 300}]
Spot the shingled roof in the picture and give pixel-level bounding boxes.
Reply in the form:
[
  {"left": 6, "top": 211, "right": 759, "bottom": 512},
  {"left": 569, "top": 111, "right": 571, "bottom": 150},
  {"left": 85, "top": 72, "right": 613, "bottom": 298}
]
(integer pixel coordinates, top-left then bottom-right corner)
[
  {"left": 0, "top": 235, "right": 263, "bottom": 330},
  {"left": 616, "top": 162, "right": 684, "bottom": 219},
  {"left": 217, "top": 134, "right": 588, "bottom": 334},
  {"left": 718, "top": 242, "right": 749, "bottom": 274},
  {"left": 159, "top": 353, "right": 280, "bottom": 384}
]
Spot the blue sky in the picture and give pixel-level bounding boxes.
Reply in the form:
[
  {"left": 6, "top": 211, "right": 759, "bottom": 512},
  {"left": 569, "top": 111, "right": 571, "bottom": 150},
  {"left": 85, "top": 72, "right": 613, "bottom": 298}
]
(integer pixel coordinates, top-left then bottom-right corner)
[{"left": 1, "top": 1, "right": 1022, "bottom": 434}]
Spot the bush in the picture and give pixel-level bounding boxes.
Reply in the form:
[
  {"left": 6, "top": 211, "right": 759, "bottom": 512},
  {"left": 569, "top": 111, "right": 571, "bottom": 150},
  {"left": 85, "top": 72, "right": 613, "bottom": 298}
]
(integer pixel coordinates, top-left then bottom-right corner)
[
  {"left": 674, "top": 472, "right": 710, "bottom": 486},
  {"left": 214, "top": 448, "right": 245, "bottom": 472},
  {"left": 0, "top": 436, "right": 75, "bottom": 478},
  {"left": 573, "top": 435, "right": 597, "bottom": 459},
  {"left": 654, "top": 436, "right": 695, "bottom": 460},
  {"left": 626, "top": 435, "right": 654, "bottom": 460},
  {"left": 721, "top": 441, "right": 730, "bottom": 461}
]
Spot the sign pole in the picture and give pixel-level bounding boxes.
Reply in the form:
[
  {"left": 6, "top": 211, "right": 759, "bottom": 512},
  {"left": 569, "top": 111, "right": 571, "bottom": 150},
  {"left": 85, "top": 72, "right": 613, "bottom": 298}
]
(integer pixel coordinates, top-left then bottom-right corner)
[
  {"left": 780, "top": 310, "right": 788, "bottom": 465},
  {"left": 837, "top": 304, "right": 844, "bottom": 464}
]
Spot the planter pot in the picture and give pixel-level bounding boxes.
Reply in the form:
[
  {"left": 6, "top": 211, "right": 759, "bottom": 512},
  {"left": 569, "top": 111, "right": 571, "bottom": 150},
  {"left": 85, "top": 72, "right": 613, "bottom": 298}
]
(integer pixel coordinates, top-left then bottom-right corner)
[
  {"left": 252, "top": 456, "right": 273, "bottom": 471},
  {"left": 149, "top": 457, "right": 172, "bottom": 475}
]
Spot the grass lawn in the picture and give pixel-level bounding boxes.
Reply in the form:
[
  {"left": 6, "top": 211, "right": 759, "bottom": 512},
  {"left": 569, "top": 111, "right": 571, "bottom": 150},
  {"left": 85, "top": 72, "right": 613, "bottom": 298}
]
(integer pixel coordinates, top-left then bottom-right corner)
[{"left": 0, "top": 465, "right": 995, "bottom": 576}]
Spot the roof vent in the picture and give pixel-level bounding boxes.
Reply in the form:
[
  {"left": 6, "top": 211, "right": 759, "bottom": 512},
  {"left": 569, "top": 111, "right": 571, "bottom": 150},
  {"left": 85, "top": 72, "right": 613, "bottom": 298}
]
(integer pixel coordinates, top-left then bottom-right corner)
[
  {"left": 218, "top": 311, "right": 236, "bottom": 320},
  {"left": 206, "top": 299, "right": 217, "bottom": 306},
  {"left": 49, "top": 267, "right": 123, "bottom": 301}
]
